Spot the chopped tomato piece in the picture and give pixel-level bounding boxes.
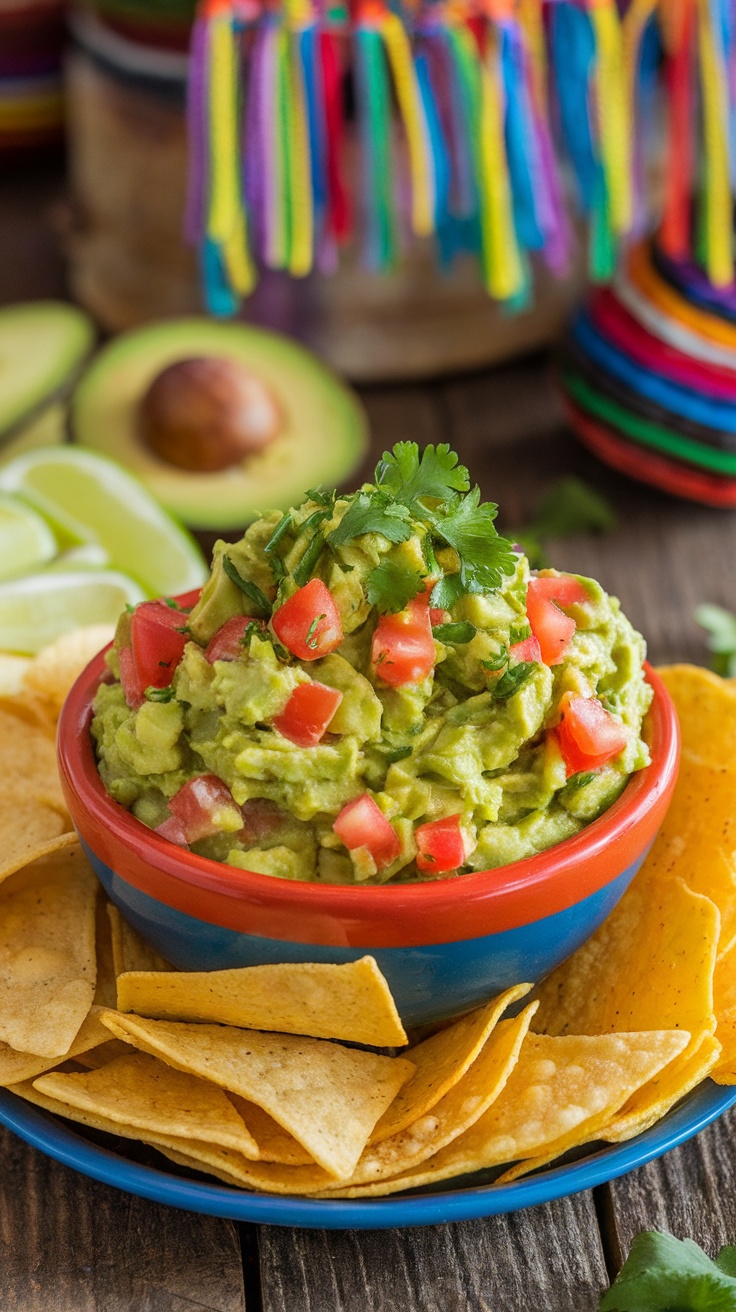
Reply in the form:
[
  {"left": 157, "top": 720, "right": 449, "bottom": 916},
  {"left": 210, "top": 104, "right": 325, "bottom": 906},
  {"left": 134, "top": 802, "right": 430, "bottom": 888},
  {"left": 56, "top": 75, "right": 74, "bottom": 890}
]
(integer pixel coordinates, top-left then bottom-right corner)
[
  {"left": 118, "top": 645, "right": 146, "bottom": 710},
  {"left": 205, "top": 616, "right": 265, "bottom": 663},
  {"left": 240, "top": 798, "right": 284, "bottom": 843},
  {"left": 272, "top": 682, "right": 343, "bottom": 747},
  {"left": 131, "top": 600, "right": 189, "bottom": 691},
  {"left": 526, "top": 575, "right": 589, "bottom": 666},
  {"left": 509, "top": 635, "right": 543, "bottom": 664},
  {"left": 555, "top": 694, "right": 628, "bottom": 777},
  {"left": 271, "top": 579, "right": 343, "bottom": 661},
  {"left": 167, "top": 775, "right": 243, "bottom": 844},
  {"left": 372, "top": 592, "right": 435, "bottom": 687},
  {"left": 155, "top": 815, "right": 188, "bottom": 846},
  {"left": 415, "top": 814, "right": 466, "bottom": 873},
  {"left": 429, "top": 608, "right": 449, "bottom": 626},
  {"left": 333, "top": 794, "right": 401, "bottom": 869}
]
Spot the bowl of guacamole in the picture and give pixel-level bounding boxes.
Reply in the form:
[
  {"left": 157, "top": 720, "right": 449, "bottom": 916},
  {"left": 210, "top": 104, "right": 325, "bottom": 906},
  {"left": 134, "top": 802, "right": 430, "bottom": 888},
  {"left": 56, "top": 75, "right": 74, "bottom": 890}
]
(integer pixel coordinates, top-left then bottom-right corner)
[{"left": 58, "top": 443, "right": 679, "bottom": 1023}]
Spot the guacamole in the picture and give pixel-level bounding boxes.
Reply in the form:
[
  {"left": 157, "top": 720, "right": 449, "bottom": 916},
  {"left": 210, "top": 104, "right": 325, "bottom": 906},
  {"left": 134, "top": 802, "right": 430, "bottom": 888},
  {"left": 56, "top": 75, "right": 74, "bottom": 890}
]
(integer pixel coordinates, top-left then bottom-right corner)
[{"left": 92, "top": 443, "right": 652, "bottom": 884}]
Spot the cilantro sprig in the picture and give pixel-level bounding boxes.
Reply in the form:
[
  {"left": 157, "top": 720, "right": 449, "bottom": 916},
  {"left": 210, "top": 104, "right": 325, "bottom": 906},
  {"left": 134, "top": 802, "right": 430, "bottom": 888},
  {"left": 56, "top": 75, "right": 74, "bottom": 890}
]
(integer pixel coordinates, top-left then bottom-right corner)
[
  {"left": 600, "top": 1230, "right": 736, "bottom": 1311},
  {"left": 695, "top": 603, "right": 736, "bottom": 678},
  {"left": 366, "top": 560, "right": 424, "bottom": 613}
]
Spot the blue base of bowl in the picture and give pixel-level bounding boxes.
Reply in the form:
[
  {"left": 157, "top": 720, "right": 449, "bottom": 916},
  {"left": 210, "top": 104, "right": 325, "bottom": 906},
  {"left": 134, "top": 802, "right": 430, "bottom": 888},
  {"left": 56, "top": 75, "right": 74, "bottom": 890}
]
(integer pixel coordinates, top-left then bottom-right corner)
[{"left": 85, "top": 841, "right": 644, "bottom": 1027}]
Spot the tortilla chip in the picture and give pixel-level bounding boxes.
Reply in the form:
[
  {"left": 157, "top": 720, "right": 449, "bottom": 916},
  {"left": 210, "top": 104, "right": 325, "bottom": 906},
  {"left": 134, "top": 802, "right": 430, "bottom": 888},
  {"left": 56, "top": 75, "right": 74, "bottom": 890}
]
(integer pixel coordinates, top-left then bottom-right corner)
[
  {"left": 0, "top": 1007, "right": 110, "bottom": 1086},
  {"left": 34, "top": 1051, "right": 260, "bottom": 1158},
  {"left": 703, "top": 941, "right": 736, "bottom": 1083},
  {"left": 115, "top": 956, "right": 407, "bottom": 1048},
  {"left": 0, "top": 805, "right": 74, "bottom": 884},
  {"left": 0, "top": 704, "right": 65, "bottom": 804},
  {"left": 0, "top": 655, "right": 31, "bottom": 696},
  {"left": 0, "top": 843, "right": 97, "bottom": 1057},
  {"left": 72, "top": 1038, "right": 133, "bottom": 1070},
  {"left": 369, "top": 983, "right": 531, "bottom": 1145},
  {"left": 603, "top": 1031, "right": 722, "bottom": 1141},
  {"left": 22, "top": 625, "right": 114, "bottom": 715},
  {"left": 658, "top": 665, "right": 736, "bottom": 767},
  {"left": 332, "top": 1028, "right": 691, "bottom": 1197},
  {"left": 157, "top": 1143, "right": 332, "bottom": 1193},
  {"left": 94, "top": 895, "right": 117, "bottom": 1008},
  {"left": 533, "top": 874, "right": 718, "bottom": 1040},
  {"left": 107, "top": 904, "right": 171, "bottom": 978},
  {"left": 318, "top": 1003, "right": 538, "bottom": 1193},
  {"left": 99, "top": 1010, "right": 414, "bottom": 1180},
  {"left": 227, "top": 1097, "right": 313, "bottom": 1165}
]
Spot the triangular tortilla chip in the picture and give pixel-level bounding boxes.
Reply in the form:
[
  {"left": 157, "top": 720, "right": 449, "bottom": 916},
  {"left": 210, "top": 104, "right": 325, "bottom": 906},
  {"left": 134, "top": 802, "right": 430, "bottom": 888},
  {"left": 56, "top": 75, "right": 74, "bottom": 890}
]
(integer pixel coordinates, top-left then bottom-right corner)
[
  {"left": 0, "top": 811, "right": 75, "bottom": 885},
  {"left": 99, "top": 1010, "right": 414, "bottom": 1179},
  {"left": 0, "top": 1007, "right": 109, "bottom": 1086},
  {"left": 658, "top": 665, "right": 736, "bottom": 768},
  {"left": 227, "top": 1097, "right": 313, "bottom": 1165},
  {"left": 603, "top": 1031, "right": 722, "bottom": 1141},
  {"left": 116, "top": 956, "right": 407, "bottom": 1048},
  {"left": 34, "top": 1051, "right": 260, "bottom": 1158},
  {"left": 0, "top": 843, "right": 97, "bottom": 1056},
  {"left": 107, "top": 904, "right": 171, "bottom": 978}
]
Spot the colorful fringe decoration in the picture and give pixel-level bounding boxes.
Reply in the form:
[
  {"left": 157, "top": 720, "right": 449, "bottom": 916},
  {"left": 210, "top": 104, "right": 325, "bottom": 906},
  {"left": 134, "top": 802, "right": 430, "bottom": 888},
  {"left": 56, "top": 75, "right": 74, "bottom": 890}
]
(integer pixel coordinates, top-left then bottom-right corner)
[{"left": 183, "top": 0, "right": 736, "bottom": 315}]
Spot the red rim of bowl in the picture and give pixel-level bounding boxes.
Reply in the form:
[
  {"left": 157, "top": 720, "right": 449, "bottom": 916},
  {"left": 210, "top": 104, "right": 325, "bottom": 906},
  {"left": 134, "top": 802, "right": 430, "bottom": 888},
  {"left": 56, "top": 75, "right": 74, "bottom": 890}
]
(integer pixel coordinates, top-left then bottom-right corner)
[{"left": 57, "top": 656, "right": 680, "bottom": 946}]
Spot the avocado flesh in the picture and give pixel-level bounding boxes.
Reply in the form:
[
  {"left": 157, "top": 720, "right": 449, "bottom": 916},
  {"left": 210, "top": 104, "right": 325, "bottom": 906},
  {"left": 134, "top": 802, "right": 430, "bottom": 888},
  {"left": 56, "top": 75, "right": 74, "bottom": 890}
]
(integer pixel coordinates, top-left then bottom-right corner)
[
  {"left": 71, "top": 319, "right": 369, "bottom": 531},
  {"left": 0, "top": 303, "right": 95, "bottom": 437}
]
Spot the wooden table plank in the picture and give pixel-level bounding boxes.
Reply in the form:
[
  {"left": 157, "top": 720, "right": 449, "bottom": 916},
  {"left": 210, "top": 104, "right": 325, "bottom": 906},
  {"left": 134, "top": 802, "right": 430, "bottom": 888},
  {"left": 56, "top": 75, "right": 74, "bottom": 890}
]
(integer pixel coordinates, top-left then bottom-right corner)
[
  {"left": 601, "top": 1109, "right": 736, "bottom": 1273},
  {"left": 257, "top": 1194, "right": 607, "bottom": 1312},
  {"left": 0, "top": 1127, "right": 247, "bottom": 1312}
]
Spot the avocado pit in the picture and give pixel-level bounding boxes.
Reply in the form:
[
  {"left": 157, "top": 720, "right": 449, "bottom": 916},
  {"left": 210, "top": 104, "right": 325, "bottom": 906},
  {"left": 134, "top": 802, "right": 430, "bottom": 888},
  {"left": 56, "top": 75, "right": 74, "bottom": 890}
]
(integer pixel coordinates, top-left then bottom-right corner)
[{"left": 138, "top": 356, "right": 282, "bottom": 473}]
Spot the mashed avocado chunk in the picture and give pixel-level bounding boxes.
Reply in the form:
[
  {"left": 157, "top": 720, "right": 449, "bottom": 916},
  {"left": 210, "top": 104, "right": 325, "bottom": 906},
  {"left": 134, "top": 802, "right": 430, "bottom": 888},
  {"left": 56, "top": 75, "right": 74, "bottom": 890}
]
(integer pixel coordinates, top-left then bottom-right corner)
[{"left": 92, "top": 443, "right": 652, "bottom": 884}]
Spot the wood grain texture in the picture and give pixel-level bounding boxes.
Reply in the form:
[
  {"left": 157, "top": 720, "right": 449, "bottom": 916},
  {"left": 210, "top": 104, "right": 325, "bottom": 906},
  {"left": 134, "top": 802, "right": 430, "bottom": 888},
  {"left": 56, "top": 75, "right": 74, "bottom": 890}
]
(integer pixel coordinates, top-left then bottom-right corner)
[
  {"left": 0, "top": 1126, "right": 246, "bottom": 1312},
  {"left": 257, "top": 1193, "right": 607, "bottom": 1312},
  {"left": 602, "top": 1107, "right": 736, "bottom": 1272}
]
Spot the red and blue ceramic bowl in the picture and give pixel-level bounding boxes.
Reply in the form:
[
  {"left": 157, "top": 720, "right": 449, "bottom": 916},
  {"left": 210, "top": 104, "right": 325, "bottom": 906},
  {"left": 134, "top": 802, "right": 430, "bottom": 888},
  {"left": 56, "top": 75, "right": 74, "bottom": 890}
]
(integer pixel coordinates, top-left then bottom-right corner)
[{"left": 57, "top": 659, "right": 679, "bottom": 1028}]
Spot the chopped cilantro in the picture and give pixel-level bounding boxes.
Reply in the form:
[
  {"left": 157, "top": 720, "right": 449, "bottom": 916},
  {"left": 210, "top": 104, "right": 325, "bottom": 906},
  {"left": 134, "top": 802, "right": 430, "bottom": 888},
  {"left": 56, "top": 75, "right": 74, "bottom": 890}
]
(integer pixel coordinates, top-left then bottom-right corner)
[
  {"left": 600, "top": 1231, "right": 736, "bottom": 1310},
  {"left": 428, "top": 487, "right": 518, "bottom": 596},
  {"left": 327, "top": 492, "right": 413, "bottom": 548},
  {"left": 162, "top": 597, "right": 182, "bottom": 610},
  {"left": 564, "top": 770, "right": 597, "bottom": 791},
  {"left": 432, "top": 621, "right": 476, "bottom": 645},
  {"left": 264, "top": 513, "right": 293, "bottom": 579},
  {"left": 293, "top": 533, "right": 326, "bottom": 588},
  {"left": 238, "top": 621, "right": 263, "bottom": 647},
  {"left": 429, "top": 573, "right": 466, "bottom": 611},
  {"left": 509, "top": 621, "right": 532, "bottom": 644},
  {"left": 365, "top": 560, "right": 424, "bottom": 613},
  {"left": 222, "top": 557, "right": 271, "bottom": 618},
  {"left": 144, "top": 685, "right": 175, "bottom": 703},
  {"left": 374, "top": 442, "right": 470, "bottom": 512},
  {"left": 305, "top": 488, "right": 336, "bottom": 509},
  {"left": 481, "top": 649, "right": 509, "bottom": 673},
  {"left": 174, "top": 624, "right": 190, "bottom": 635},
  {"left": 377, "top": 744, "right": 413, "bottom": 763},
  {"left": 125, "top": 603, "right": 135, "bottom": 614},
  {"left": 695, "top": 603, "right": 736, "bottom": 677},
  {"left": 306, "top": 613, "right": 326, "bottom": 649},
  {"left": 492, "top": 662, "right": 535, "bottom": 701}
]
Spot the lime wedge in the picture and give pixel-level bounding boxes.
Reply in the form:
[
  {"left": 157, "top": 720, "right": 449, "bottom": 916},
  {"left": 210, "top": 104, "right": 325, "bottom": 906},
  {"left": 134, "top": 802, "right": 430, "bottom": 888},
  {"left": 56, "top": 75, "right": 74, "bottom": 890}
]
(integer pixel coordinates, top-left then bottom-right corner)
[
  {"left": 0, "top": 447, "right": 207, "bottom": 598},
  {"left": 0, "top": 492, "right": 57, "bottom": 582},
  {"left": 44, "top": 543, "right": 110, "bottom": 572},
  {"left": 0, "top": 570, "right": 145, "bottom": 654}
]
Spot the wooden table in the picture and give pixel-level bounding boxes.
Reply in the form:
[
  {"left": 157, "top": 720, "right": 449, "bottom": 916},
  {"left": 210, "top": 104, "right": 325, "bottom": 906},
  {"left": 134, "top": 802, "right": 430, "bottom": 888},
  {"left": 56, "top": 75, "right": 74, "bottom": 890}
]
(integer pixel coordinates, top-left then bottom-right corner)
[{"left": 3, "top": 157, "right": 736, "bottom": 1312}]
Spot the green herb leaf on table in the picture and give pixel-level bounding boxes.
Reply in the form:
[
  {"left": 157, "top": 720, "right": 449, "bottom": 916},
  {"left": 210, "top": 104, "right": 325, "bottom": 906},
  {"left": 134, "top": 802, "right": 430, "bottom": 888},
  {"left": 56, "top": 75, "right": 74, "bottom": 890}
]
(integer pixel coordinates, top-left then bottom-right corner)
[
  {"left": 514, "top": 478, "right": 617, "bottom": 568},
  {"left": 600, "top": 1231, "right": 736, "bottom": 1311},
  {"left": 432, "top": 621, "right": 477, "bottom": 645},
  {"left": 695, "top": 604, "right": 736, "bottom": 678},
  {"left": 365, "top": 560, "right": 425, "bottom": 613},
  {"left": 222, "top": 557, "right": 272, "bottom": 618},
  {"left": 374, "top": 442, "right": 470, "bottom": 512},
  {"left": 327, "top": 493, "right": 413, "bottom": 548}
]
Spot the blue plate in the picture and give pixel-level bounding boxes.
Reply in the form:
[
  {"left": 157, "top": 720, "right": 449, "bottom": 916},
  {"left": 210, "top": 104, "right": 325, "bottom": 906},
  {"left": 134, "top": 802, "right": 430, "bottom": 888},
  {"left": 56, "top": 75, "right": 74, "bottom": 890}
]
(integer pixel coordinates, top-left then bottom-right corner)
[{"left": 1, "top": 1081, "right": 735, "bottom": 1230}]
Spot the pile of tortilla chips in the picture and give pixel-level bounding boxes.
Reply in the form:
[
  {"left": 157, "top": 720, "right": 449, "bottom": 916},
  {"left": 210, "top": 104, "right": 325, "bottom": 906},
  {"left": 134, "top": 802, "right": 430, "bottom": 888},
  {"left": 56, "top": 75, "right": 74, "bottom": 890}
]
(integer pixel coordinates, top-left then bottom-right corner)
[{"left": 0, "top": 660, "right": 735, "bottom": 1196}]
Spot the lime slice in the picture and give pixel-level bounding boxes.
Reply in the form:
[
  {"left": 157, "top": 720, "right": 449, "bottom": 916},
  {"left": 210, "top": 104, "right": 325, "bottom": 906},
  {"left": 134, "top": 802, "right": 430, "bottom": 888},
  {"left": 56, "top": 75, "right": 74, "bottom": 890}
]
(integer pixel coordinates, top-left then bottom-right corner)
[
  {"left": 0, "top": 492, "right": 57, "bottom": 582},
  {"left": 0, "top": 447, "right": 207, "bottom": 597},
  {"left": 0, "top": 570, "right": 145, "bottom": 654},
  {"left": 44, "top": 543, "right": 110, "bottom": 572}
]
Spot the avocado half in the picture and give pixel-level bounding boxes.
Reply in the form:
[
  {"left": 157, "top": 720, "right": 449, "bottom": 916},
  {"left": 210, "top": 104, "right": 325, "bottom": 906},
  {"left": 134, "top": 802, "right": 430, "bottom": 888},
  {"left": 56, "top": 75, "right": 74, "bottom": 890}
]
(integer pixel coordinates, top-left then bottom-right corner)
[
  {"left": 0, "top": 302, "right": 95, "bottom": 439},
  {"left": 70, "top": 319, "right": 369, "bottom": 530}
]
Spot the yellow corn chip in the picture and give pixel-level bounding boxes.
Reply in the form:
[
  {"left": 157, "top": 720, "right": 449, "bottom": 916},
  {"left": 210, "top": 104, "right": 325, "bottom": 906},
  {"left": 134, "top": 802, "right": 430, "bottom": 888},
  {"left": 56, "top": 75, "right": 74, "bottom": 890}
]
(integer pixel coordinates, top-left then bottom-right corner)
[
  {"left": 94, "top": 895, "right": 117, "bottom": 1008},
  {"left": 157, "top": 1144, "right": 332, "bottom": 1194},
  {"left": 603, "top": 1031, "right": 722, "bottom": 1141},
  {"left": 533, "top": 875, "right": 718, "bottom": 1039},
  {"left": 369, "top": 983, "right": 531, "bottom": 1145},
  {"left": 317, "top": 1003, "right": 538, "bottom": 1194},
  {"left": 22, "top": 625, "right": 114, "bottom": 715},
  {"left": 702, "top": 939, "right": 736, "bottom": 1083},
  {"left": 332, "top": 1028, "right": 691, "bottom": 1197},
  {"left": 99, "top": 1010, "right": 414, "bottom": 1180},
  {"left": 34, "top": 1051, "right": 260, "bottom": 1158},
  {"left": 0, "top": 843, "right": 97, "bottom": 1057},
  {"left": 73, "top": 1039, "right": 133, "bottom": 1071},
  {"left": 227, "top": 1097, "right": 313, "bottom": 1165},
  {"left": 637, "top": 793, "right": 736, "bottom": 953},
  {"left": 0, "top": 654, "right": 31, "bottom": 697},
  {"left": 658, "top": 665, "right": 736, "bottom": 767},
  {"left": 0, "top": 807, "right": 74, "bottom": 884},
  {"left": 116, "top": 956, "right": 407, "bottom": 1048},
  {"left": 0, "top": 703, "right": 66, "bottom": 805},
  {"left": 0, "top": 1007, "right": 110, "bottom": 1086},
  {"left": 107, "top": 904, "right": 171, "bottom": 978}
]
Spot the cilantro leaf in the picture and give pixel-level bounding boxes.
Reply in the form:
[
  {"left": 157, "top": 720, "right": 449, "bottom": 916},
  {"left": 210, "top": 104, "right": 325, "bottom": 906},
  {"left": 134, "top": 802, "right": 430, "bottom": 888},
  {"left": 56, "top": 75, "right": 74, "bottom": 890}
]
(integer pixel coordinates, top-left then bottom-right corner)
[
  {"left": 600, "top": 1231, "right": 736, "bottom": 1311},
  {"left": 432, "top": 621, "right": 476, "bottom": 645},
  {"left": 264, "top": 512, "right": 293, "bottom": 580},
  {"left": 293, "top": 533, "right": 326, "bottom": 588},
  {"left": 144, "top": 685, "right": 175, "bottom": 703},
  {"left": 222, "top": 557, "right": 272, "bottom": 618},
  {"left": 430, "top": 487, "right": 518, "bottom": 594},
  {"left": 375, "top": 442, "right": 470, "bottom": 511},
  {"left": 481, "top": 648, "right": 509, "bottom": 673},
  {"left": 695, "top": 603, "right": 736, "bottom": 678},
  {"left": 492, "top": 662, "right": 535, "bottom": 701},
  {"left": 429, "top": 573, "right": 466, "bottom": 611},
  {"left": 534, "top": 476, "right": 616, "bottom": 539},
  {"left": 327, "top": 493, "right": 413, "bottom": 548},
  {"left": 365, "top": 560, "right": 424, "bottom": 613}
]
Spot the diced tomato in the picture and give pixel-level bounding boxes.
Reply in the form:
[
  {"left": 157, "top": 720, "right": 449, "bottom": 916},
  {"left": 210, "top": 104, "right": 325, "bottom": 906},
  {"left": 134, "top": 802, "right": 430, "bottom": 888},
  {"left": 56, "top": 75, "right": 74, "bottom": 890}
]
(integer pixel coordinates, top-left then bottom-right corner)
[
  {"left": 131, "top": 600, "right": 189, "bottom": 692},
  {"left": 415, "top": 814, "right": 466, "bottom": 873},
  {"left": 272, "top": 682, "right": 343, "bottom": 747},
  {"left": 271, "top": 579, "right": 343, "bottom": 661},
  {"left": 240, "top": 798, "right": 284, "bottom": 843},
  {"left": 372, "top": 592, "right": 435, "bottom": 687},
  {"left": 205, "top": 616, "right": 265, "bottom": 663},
  {"left": 118, "top": 644, "right": 146, "bottom": 710},
  {"left": 509, "top": 635, "right": 543, "bottom": 664},
  {"left": 155, "top": 815, "right": 188, "bottom": 846},
  {"left": 333, "top": 794, "right": 401, "bottom": 869},
  {"left": 167, "top": 775, "right": 243, "bottom": 844},
  {"left": 555, "top": 693, "right": 628, "bottom": 777},
  {"left": 430, "top": 608, "right": 449, "bottom": 626},
  {"left": 526, "top": 575, "right": 589, "bottom": 666}
]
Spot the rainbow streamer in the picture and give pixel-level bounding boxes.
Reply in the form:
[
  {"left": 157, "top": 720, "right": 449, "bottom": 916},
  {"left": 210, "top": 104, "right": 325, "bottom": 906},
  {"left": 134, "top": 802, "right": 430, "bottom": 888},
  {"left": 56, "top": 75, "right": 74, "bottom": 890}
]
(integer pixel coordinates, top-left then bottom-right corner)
[{"left": 697, "top": 0, "right": 733, "bottom": 286}]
